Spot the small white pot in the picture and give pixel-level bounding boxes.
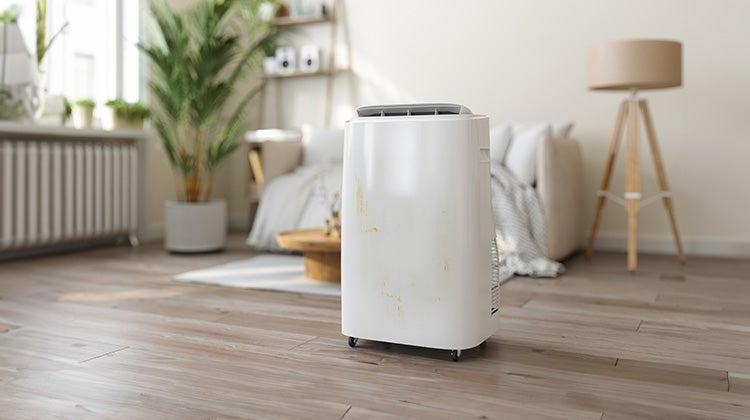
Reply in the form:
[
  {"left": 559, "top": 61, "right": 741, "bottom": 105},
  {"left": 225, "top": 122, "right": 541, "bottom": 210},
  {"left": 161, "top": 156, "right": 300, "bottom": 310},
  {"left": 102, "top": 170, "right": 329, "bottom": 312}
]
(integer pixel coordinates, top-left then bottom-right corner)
[
  {"left": 165, "top": 200, "right": 227, "bottom": 253},
  {"left": 101, "top": 106, "right": 116, "bottom": 130},
  {"left": 72, "top": 105, "right": 94, "bottom": 129}
]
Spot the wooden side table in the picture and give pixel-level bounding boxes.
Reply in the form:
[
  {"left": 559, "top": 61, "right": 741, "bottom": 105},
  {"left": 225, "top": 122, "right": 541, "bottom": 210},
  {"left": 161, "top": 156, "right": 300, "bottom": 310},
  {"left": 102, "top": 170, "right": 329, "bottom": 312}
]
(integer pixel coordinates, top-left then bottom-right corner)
[{"left": 276, "top": 228, "right": 341, "bottom": 283}]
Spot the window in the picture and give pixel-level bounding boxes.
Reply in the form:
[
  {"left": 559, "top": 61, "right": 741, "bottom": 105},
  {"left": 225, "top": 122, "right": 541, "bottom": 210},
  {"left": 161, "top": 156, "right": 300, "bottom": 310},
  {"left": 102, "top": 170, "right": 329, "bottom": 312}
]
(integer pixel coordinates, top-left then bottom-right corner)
[{"left": 42, "top": 0, "right": 142, "bottom": 106}]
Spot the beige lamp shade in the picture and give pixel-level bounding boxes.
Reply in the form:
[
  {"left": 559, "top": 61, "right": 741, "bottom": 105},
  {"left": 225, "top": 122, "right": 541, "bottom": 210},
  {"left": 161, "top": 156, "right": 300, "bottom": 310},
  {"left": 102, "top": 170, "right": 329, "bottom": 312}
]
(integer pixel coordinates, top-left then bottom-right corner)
[{"left": 587, "top": 39, "right": 682, "bottom": 90}]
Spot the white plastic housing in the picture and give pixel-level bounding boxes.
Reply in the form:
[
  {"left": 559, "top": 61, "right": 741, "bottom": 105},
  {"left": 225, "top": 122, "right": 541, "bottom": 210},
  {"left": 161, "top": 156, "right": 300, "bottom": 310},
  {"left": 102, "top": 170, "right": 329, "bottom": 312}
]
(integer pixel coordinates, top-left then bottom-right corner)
[{"left": 341, "top": 104, "right": 497, "bottom": 351}]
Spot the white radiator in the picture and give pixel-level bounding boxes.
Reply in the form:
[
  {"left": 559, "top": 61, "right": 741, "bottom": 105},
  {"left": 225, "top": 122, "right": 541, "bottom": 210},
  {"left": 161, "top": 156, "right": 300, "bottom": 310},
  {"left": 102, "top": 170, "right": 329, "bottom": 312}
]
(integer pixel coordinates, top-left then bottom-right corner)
[{"left": 0, "top": 129, "right": 141, "bottom": 253}]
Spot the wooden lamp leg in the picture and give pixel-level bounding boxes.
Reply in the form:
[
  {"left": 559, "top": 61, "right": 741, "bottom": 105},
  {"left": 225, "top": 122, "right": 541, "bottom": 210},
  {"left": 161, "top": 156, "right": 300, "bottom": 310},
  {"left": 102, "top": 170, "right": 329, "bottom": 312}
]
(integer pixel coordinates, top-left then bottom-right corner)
[
  {"left": 586, "top": 101, "right": 628, "bottom": 258},
  {"left": 625, "top": 99, "right": 641, "bottom": 272},
  {"left": 639, "top": 100, "right": 686, "bottom": 264}
]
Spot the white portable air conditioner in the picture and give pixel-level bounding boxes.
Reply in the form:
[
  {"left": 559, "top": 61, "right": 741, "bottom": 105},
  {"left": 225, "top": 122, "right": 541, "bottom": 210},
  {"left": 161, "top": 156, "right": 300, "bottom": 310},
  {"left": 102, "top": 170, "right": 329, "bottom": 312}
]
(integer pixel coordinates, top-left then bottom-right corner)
[{"left": 341, "top": 103, "right": 500, "bottom": 362}]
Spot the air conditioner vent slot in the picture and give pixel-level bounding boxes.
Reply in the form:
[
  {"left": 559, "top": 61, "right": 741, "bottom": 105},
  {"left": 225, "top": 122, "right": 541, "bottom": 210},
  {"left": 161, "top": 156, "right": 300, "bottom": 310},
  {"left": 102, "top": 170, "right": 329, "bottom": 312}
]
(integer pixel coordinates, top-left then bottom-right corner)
[{"left": 357, "top": 103, "right": 472, "bottom": 118}]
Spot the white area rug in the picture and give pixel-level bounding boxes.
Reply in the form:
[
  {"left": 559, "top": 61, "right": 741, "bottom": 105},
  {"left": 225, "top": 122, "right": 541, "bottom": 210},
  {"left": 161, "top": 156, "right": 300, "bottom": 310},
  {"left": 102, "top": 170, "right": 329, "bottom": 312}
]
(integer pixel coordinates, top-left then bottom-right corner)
[{"left": 173, "top": 254, "right": 341, "bottom": 297}]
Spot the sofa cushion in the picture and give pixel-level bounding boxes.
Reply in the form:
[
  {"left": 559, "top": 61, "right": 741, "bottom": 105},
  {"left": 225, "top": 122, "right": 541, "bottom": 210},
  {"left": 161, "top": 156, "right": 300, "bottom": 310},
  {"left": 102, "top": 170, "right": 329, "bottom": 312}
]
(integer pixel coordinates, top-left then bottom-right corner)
[
  {"left": 489, "top": 123, "right": 513, "bottom": 163},
  {"left": 504, "top": 123, "right": 551, "bottom": 185},
  {"left": 301, "top": 124, "right": 345, "bottom": 166},
  {"left": 552, "top": 121, "right": 574, "bottom": 138}
]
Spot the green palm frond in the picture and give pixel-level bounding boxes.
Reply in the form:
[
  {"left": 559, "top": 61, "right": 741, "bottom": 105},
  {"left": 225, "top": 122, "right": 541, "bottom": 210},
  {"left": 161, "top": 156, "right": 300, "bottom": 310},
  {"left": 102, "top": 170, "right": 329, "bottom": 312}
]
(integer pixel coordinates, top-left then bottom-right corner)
[
  {"left": 226, "top": 83, "right": 265, "bottom": 135},
  {"left": 153, "top": 117, "right": 179, "bottom": 169},
  {"left": 140, "top": 0, "right": 280, "bottom": 202},
  {"left": 207, "top": 123, "right": 241, "bottom": 172}
]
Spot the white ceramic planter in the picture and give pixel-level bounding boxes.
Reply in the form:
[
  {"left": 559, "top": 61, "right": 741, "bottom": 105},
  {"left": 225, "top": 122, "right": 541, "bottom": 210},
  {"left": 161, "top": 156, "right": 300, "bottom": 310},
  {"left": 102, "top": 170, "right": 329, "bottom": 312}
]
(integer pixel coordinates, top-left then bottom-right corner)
[
  {"left": 102, "top": 106, "right": 144, "bottom": 130},
  {"left": 165, "top": 200, "right": 227, "bottom": 253},
  {"left": 72, "top": 105, "right": 94, "bottom": 129}
]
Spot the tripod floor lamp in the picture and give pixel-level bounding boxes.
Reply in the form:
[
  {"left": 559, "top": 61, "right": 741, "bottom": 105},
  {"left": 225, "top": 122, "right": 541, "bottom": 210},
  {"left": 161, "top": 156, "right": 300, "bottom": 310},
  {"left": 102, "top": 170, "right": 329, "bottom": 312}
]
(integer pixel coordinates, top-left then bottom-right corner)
[{"left": 585, "top": 39, "right": 686, "bottom": 272}]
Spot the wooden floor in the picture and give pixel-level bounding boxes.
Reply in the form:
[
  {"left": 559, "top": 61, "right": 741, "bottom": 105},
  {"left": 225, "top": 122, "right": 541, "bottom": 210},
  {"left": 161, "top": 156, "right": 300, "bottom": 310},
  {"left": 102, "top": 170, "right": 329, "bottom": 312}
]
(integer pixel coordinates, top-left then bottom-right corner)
[{"left": 1, "top": 237, "right": 749, "bottom": 419}]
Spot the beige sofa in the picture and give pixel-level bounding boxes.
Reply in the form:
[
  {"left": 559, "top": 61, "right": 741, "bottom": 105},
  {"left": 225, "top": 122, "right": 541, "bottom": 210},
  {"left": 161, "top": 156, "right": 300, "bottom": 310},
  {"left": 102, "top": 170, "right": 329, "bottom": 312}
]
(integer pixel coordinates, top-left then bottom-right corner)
[
  {"left": 248, "top": 134, "right": 584, "bottom": 261},
  {"left": 536, "top": 135, "right": 584, "bottom": 260}
]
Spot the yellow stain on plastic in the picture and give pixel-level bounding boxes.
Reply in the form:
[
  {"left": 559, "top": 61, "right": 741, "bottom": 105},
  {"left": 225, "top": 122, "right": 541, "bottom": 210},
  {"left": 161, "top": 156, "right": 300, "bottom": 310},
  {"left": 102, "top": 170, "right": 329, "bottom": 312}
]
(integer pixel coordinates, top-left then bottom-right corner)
[
  {"left": 367, "top": 227, "right": 378, "bottom": 233},
  {"left": 355, "top": 179, "right": 366, "bottom": 216},
  {"left": 381, "top": 291, "right": 402, "bottom": 317}
]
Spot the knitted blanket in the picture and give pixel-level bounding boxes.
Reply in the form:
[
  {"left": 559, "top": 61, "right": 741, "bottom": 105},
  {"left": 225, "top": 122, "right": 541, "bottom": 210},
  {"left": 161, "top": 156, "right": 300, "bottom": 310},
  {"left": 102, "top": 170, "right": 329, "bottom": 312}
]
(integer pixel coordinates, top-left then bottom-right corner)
[{"left": 490, "top": 162, "right": 564, "bottom": 283}]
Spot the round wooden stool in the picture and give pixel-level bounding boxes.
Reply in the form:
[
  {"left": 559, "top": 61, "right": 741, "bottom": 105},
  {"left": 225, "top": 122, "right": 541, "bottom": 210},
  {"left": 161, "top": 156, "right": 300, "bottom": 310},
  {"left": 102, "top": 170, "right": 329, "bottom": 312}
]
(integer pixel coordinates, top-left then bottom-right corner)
[{"left": 276, "top": 228, "right": 341, "bottom": 283}]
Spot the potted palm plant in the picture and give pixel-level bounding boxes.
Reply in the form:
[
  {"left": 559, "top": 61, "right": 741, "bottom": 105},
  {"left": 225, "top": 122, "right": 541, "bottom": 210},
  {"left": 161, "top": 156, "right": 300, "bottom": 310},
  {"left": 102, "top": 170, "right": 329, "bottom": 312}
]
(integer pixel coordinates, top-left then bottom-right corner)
[{"left": 140, "top": 0, "right": 280, "bottom": 252}]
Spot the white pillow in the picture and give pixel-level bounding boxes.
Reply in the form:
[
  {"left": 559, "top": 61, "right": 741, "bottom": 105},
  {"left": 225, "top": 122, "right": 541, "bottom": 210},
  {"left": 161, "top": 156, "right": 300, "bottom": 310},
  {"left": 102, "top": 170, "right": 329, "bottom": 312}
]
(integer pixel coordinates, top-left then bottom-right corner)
[
  {"left": 504, "top": 123, "right": 551, "bottom": 185},
  {"left": 301, "top": 124, "right": 345, "bottom": 166},
  {"left": 489, "top": 124, "right": 513, "bottom": 163},
  {"left": 552, "top": 121, "right": 574, "bottom": 138},
  {"left": 512, "top": 122, "right": 574, "bottom": 139}
]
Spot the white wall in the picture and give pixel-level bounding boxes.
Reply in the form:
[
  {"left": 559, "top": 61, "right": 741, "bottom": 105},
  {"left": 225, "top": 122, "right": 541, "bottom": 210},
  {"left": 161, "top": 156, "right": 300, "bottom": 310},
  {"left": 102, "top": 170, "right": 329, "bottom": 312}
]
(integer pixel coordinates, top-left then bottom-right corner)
[
  {"left": 271, "top": 0, "right": 750, "bottom": 256},
  {"left": 145, "top": 0, "right": 750, "bottom": 256}
]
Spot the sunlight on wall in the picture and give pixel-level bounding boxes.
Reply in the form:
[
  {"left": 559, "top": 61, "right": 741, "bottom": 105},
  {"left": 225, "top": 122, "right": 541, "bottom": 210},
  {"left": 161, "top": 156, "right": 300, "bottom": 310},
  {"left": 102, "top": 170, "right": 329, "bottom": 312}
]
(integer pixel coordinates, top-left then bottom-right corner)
[{"left": 269, "top": 0, "right": 750, "bottom": 254}]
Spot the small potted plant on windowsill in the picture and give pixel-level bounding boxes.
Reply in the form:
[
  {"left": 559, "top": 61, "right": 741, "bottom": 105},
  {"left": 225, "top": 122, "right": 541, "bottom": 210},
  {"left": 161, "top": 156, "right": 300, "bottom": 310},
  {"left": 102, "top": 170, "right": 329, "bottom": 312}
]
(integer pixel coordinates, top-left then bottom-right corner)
[
  {"left": 102, "top": 99, "right": 150, "bottom": 130},
  {"left": 63, "top": 97, "right": 71, "bottom": 124},
  {"left": 261, "top": 34, "right": 278, "bottom": 75},
  {"left": 72, "top": 98, "right": 94, "bottom": 128}
]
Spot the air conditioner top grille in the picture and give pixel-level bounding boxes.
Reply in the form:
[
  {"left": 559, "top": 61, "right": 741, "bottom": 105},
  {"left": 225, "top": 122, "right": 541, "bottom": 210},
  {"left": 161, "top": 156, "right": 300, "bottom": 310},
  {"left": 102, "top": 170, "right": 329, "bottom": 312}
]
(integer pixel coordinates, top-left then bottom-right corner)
[{"left": 356, "top": 103, "right": 472, "bottom": 118}]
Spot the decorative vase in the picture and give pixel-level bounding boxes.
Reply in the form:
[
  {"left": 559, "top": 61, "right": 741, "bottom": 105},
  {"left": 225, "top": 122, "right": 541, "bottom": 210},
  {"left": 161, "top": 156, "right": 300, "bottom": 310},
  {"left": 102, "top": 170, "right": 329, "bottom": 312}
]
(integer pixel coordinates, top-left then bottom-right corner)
[
  {"left": 164, "top": 199, "right": 227, "bottom": 253},
  {"left": 32, "top": 71, "right": 47, "bottom": 121}
]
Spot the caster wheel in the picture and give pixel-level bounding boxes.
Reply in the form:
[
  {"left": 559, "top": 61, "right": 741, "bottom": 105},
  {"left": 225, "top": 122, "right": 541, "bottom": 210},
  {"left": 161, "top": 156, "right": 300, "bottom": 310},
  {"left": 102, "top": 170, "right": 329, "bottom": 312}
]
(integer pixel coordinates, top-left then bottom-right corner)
[
  {"left": 450, "top": 349, "right": 461, "bottom": 362},
  {"left": 348, "top": 337, "right": 358, "bottom": 348}
]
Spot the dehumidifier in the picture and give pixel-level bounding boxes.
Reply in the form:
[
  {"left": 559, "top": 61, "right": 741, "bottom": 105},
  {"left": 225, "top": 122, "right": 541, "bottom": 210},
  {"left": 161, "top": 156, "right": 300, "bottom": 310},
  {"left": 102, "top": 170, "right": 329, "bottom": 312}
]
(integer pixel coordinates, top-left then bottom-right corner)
[{"left": 341, "top": 103, "right": 500, "bottom": 362}]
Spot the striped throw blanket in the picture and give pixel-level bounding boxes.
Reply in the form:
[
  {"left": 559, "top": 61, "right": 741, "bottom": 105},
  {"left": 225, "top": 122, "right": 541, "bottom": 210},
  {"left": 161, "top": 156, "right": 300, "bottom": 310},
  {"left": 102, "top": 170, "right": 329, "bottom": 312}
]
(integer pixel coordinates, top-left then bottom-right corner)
[{"left": 491, "top": 162, "right": 565, "bottom": 283}]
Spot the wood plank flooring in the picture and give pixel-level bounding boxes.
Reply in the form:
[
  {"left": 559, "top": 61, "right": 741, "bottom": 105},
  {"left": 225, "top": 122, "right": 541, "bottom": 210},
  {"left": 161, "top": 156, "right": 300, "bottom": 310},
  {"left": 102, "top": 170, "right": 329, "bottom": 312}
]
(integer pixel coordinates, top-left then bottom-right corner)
[{"left": 1, "top": 237, "right": 749, "bottom": 419}]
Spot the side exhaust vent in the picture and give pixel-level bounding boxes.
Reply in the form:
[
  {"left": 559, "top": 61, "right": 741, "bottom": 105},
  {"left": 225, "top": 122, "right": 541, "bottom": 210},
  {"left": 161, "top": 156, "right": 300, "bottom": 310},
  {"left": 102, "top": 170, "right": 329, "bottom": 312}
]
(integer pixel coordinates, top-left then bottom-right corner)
[{"left": 491, "top": 237, "right": 501, "bottom": 315}]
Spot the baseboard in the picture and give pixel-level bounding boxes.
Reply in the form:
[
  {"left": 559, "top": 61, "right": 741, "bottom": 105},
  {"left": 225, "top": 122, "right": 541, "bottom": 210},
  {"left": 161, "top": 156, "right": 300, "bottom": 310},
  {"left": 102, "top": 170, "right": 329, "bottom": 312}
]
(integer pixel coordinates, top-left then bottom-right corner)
[
  {"left": 229, "top": 217, "right": 250, "bottom": 233},
  {"left": 593, "top": 233, "right": 750, "bottom": 259},
  {"left": 0, "top": 236, "right": 135, "bottom": 261},
  {"left": 139, "top": 225, "right": 164, "bottom": 244},
  {"left": 145, "top": 224, "right": 750, "bottom": 258}
]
